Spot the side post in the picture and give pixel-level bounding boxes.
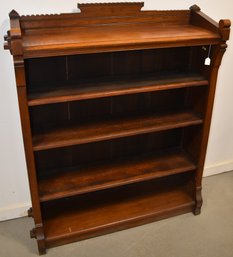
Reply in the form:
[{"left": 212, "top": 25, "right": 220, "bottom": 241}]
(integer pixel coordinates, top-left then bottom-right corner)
[
  {"left": 6, "top": 10, "right": 46, "bottom": 254},
  {"left": 193, "top": 18, "right": 230, "bottom": 215}
]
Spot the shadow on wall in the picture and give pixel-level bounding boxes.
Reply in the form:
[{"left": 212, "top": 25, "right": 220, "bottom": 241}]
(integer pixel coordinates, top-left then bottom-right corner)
[
  {"left": 0, "top": 16, "right": 31, "bottom": 222},
  {"left": 0, "top": 19, "right": 10, "bottom": 51},
  {"left": 0, "top": 18, "right": 19, "bottom": 118},
  {"left": 0, "top": 18, "right": 12, "bottom": 85}
]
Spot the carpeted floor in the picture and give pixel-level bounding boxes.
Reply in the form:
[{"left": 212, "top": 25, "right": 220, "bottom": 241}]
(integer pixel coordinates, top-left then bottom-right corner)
[{"left": 0, "top": 171, "right": 233, "bottom": 257}]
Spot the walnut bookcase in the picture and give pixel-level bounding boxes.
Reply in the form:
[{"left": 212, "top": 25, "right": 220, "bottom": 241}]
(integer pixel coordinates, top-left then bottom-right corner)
[{"left": 4, "top": 2, "right": 230, "bottom": 255}]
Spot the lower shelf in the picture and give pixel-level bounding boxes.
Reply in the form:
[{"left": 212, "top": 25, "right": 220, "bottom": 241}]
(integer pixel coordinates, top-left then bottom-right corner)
[
  {"left": 42, "top": 175, "right": 195, "bottom": 248},
  {"left": 39, "top": 148, "right": 196, "bottom": 202}
]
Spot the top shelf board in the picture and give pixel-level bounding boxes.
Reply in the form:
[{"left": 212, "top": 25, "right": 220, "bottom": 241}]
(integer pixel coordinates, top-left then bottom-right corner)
[
  {"left": 21, "top": 23, "right": 220, "bottom": 58},
  {"left": 4, "top": 3, "right": 226, "bottom": 58}
]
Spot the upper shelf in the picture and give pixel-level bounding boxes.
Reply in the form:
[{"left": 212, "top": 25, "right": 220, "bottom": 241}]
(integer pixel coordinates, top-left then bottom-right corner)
[
  {"left": 4, "top": 3, "right": 230, "bottom": 58},
  {"left": 28, "top": 72, "right": 208, "bottom": 106}
]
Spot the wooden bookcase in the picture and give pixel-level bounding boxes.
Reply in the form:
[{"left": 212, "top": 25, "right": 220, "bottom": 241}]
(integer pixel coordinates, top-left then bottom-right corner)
[{"left": 4, "top": 2, "right": 230, "bottom": 254}]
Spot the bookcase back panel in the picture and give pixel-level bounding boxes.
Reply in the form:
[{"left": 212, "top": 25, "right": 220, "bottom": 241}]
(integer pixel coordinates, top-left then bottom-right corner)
[
  {"left": 185, "top": 86, "right": 208, "bottom": 116},
  {"left": 25, "top": 56, "right": 67, "bottom": 90},
  {"left": 182, "top": 125, "right": 203, "bottom": 162},
  {"left": 68, "top": 53, "right": 112, "bottom": 79},
  {"left": 25, "top": 46, "right": 206, "bottom": 94}
]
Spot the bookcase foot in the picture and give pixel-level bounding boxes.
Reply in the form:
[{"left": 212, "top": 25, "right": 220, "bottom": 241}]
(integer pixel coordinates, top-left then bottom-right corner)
[
  {"left": 38, "top": 245, "right": 46, "bottom": 256},
  {"left": 193, "top": 186, "right": 203, "bottom": 215},
  {"left": 30, "top": 225, "right": 46, "bottom": 255},
  {"left": 27, "top": 207, "right": 33, "bottom": 218}
]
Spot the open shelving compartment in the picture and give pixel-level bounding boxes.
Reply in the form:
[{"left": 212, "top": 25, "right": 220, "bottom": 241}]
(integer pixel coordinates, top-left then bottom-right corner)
[
  {"left": 41, "top": 173, "right": 195, "bottom": 247},
  {"left": 4, "top": 2, "right": 230, "bottom": 254},
  {"left": 27, "top": 45, "right": 207, "bottom": 246}
]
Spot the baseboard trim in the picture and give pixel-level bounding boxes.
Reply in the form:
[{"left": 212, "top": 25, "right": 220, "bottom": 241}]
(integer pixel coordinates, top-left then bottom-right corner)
[
  {"left": 0, "top": 202, "right": 31, "bottom": 222},
  {"left": 204, "top": 160, "right": 233, "bottom": 177}
]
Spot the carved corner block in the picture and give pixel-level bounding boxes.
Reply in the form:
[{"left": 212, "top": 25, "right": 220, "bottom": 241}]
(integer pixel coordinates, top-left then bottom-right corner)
[
  {"left": 219, "top": 19, "right": 231, "bottom": 41},
  {"left": 5, "top": 9, "right": 23, "bottom": 55},
  {"left": 9, "top": 9, "right": 20, "bottom": 19},
  {"left": 211, "top": 43, "right": 228, "bottom": 68}
]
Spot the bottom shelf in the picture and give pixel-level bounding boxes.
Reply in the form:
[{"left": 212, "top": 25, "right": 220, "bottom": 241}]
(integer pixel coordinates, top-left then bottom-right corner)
[{"left": 42, "top": 175, "right": 195, "bottom": 248}]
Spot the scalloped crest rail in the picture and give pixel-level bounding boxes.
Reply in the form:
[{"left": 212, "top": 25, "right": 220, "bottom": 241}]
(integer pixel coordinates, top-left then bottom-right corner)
[{"left": 4, "top": 2, "right": 230, "bottom": 255}]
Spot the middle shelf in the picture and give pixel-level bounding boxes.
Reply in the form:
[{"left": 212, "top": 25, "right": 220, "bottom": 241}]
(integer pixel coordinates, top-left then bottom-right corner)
[{"left": 32, "top": 110, "right": 203, "bottom": 151}]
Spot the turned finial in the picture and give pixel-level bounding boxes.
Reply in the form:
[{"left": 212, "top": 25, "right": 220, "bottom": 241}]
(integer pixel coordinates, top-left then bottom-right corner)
[
  {"left": 9, "top": 9, "right": 20, "bottom": 19},
  {"left": 189, "top": 5, "right": 201, "bottom": 12}
]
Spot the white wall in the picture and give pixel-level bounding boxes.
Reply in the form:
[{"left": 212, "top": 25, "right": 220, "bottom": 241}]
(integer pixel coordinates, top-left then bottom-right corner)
[{"left": 0, "top": 0, "right": 232, "bottom": 221}]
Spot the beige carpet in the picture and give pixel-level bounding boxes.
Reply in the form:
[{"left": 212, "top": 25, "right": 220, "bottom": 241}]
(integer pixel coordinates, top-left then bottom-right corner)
[{"left": 0, "top": 171, "right": 233, "bottom": 257}]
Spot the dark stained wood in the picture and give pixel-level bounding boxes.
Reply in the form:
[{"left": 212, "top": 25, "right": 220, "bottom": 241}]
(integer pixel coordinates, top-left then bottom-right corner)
[
  {"left": 77, "top": 2, "right": 144, "bottom": 16},
  {"left": 42, "top": 176, "right": 195, "bottom": 247},
  {"left": 35, "top": 130, "right": 182, "bottom": 173},
  {"left": 39, "top": 149, "right": 196, "bottom": 201},
  {"left": 12, "top": 61, "right": 46, "bottom": 254},
  {"left": 26, "top": 47, "right": 193, "bottom": 97},
  {"left": 28, "top": 73, "right": 208, "bottom": 106},
  {"left": 29, "top": 88, "right": 194, "bottom": 135},
  {"left": 4, "top": 2, "right": 230, "bottom": 255},
  {"left": 219, "top": 19, "right": 231, "bottom": 41},
  {"left": 32, "top": 111, "right": 203, "bottom": 151},
  {"left": 25, "top": 56, "right": 67, "bottom": 91},
  {"left": 17, "top": 86, "right": 44, "bottom": 221},
  {"left": 194, "top": 43, "right": 229, "bottom": 213}
]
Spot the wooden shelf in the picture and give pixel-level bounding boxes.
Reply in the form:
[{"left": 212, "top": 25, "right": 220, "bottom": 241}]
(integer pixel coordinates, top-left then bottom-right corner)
[
  {"left": 32, "top": 110, "right": 203, "bottom": 151},
  {"left": 22, "top": 23, "right": 220, "bottom": 58},
  {"left": 28, "top": 73, "right": 208, "bottom": 106},
  {"left": 39, "top": 149, "right": 196, "bottom": 202},
  {"left": 42, "top": 176, "right": 195, "bottom": 248}
]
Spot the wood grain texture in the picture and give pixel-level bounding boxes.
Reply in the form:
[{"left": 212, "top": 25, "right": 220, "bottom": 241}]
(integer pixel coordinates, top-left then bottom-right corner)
[
  {"left": 35, "top": 130, "right": 182, "bottom": 173},
  {"left": 13, "top": 58, "right": 46, "bottom": 254},
  {"left": 190, "top": 5, "right": 219, "bottom": 34},
  {"left": 32, "top": 110, "right": 203, "bottom": 151},
  {"left": 22, "top": 23, "right": 220, "bottom": 58},
  {"left": 9, "top": 2, "right": 220, "bottom": 58},
  {"left": 42, "top": 176, "right": 195, "bottom": 247},
  {"left": 39, "top": 149, "right": 196, "bottom": 201},
  {"left": 195, "top": 44, "right": 228, "bottom": 187},
  {"left": 77, "top": 2, "right": 144, "bottom": 15},
  {"left": 28, "top": 73, "right": 208, "bottom": 106}
]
